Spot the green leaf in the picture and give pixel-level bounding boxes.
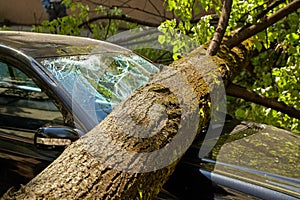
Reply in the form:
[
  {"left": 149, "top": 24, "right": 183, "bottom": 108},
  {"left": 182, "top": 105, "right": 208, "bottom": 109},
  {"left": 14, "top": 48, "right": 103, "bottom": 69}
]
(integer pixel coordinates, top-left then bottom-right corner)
[
  {"left": 253, "top": 39, "right": 262, "bottom": 52},
  {"left": 158, "top": 35, "right": 166, "bottom": 44}
]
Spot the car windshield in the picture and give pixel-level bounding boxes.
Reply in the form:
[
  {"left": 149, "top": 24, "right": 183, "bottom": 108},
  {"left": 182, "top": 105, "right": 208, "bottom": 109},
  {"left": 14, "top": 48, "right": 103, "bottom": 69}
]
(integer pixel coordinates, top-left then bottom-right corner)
[{"left": 40, "top": 52, "right": 159, "bottom": 127}]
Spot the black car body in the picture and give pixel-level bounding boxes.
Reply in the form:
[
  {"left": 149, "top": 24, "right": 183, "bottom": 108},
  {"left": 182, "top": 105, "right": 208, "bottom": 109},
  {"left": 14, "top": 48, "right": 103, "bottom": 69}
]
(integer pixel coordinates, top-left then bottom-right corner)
[
  {"left": 0, "top": 31, "right": 159, "bottom": 195},
  {"left": 0, "top": 31, "right": 299, "bottom": 199},
  {"left": 162, "top": 119, "right": 300, "bottom": 199}
]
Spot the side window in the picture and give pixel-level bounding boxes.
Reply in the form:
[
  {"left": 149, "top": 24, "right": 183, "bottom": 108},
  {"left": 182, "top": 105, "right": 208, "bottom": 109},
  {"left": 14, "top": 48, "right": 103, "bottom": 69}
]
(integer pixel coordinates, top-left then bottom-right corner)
[{"left": 0, "top": 61, "right": 64, "bottom": 140}]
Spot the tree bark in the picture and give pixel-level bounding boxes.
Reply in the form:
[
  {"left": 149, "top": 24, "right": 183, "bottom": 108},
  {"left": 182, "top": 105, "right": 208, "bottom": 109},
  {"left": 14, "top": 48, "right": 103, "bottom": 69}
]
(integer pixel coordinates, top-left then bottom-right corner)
[
  {"left": 2, "top": 44, "right": 250, "bottom": 199},
  {"left": 207, "top": 0, "right": 232, "bottom": 56}
]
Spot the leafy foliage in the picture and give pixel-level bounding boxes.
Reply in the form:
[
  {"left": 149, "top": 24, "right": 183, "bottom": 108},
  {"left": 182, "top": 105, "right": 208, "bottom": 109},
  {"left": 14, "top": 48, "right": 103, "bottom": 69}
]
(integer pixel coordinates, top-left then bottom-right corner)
[
  {"left": 32, "top": 0, "right": 122, "bottom": 40},
  {"left": 158, "top": 0, "right": 219, "bottom": 59},
  {"left": 160, "top": 0, "right": 300, "bottom": 132},
  {"left": 229, "top": 3, "right": 300, "bottom": 132},
  {"left": 0, "top": 25, "right": 10, "bottom": 31}
]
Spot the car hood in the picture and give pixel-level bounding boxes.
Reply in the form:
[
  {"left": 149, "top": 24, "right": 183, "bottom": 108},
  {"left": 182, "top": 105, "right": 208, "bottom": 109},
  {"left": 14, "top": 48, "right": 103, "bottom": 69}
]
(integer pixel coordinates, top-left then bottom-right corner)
[{"left": 187, "top": 121, "right": 300, "bottom": 199}]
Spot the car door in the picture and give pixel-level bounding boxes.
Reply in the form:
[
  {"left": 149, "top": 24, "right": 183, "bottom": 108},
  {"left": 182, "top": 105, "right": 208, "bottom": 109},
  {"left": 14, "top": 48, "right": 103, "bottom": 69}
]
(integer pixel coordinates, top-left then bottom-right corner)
[{"left": 0, "top": 60, "right": 65, "bottom": 194}]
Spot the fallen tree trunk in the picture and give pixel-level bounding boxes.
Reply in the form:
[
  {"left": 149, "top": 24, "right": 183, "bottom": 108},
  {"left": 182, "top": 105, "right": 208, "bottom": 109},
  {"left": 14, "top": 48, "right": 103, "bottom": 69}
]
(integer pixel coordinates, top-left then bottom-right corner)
[{"left": 2, "top": 44, "right": 250, "bottom": 199}]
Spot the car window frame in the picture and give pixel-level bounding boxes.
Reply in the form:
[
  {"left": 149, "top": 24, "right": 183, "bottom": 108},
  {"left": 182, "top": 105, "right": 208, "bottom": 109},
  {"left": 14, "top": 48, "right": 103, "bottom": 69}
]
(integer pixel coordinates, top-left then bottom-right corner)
[{"left": 0, "top": 48, "right": 78, "bottom": 134}]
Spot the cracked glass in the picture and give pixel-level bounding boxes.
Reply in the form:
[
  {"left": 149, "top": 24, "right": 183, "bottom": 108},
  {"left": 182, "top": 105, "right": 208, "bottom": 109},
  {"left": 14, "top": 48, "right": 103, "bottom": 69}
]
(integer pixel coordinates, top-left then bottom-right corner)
[{"left": 40, "top": 52, "right": 159, "bottom": 126}]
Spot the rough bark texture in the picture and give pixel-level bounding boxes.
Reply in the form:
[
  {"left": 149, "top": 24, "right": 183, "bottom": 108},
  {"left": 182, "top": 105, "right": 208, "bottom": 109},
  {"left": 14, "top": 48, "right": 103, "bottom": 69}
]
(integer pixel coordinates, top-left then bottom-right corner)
[{"left": 2, "top": 44, "right": 251, "bottom": 199}]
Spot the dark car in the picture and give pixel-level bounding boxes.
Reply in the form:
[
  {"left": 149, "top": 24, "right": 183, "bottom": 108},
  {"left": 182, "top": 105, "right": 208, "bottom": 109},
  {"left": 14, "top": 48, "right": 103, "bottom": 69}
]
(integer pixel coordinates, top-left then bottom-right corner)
[
  {"left": 0, "top": 31, "right": 159, "bottom": 195},
  {"left": 0, "top": 31, "right": 299, "bottom": 200},
  {"left": 161, "top": 119, "right": 300, "bottom": 199}
]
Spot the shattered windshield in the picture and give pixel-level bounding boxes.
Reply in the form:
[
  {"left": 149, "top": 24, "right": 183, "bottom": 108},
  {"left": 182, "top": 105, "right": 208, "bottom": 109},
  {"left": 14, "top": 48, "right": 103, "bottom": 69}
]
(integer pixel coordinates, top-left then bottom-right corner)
[{"left": 40, "top": 52, "right": 159, "bottom": 127}]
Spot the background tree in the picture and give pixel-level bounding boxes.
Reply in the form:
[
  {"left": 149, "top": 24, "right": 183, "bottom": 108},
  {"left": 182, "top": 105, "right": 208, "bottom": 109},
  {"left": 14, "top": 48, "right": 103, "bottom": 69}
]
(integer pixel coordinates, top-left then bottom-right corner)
[{"left": 2, "top": 0, "right": 300, "bottom": 199}]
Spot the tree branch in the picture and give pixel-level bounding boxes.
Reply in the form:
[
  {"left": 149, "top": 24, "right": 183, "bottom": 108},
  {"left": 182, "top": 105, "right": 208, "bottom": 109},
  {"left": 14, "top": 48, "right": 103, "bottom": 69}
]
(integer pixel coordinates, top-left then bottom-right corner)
[
  {"left": 148, "top": 0, "right": 163, "bottom": 18},
  {"left": 85, "top": 0, "right": 170, "bottom": 22},
  {"left": 78, "top": 14, "right": 161, "bottom": 28},
  {"left": 237, "top": 0, "right": 286, "bottom": 26},
  {"left": 255, "top": 0, "right": 286, "bottom": 21},
  {"left": 207, "top": 0, "right": 232, "bottom": 56},
  {"left": 79, "top": 0, "right": 216, "bottom": 30},
  {"left": 224, "top": 0, "right": 300, "bottom": 49},
  {"left": 226, "top": 83, "right": 300, "bottom": 119}
]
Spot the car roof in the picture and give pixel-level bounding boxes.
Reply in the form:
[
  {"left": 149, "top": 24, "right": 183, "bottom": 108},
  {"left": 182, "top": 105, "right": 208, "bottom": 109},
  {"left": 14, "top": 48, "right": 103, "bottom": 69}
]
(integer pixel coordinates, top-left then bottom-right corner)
[{"left": 0, "top": 31, "right": 129, "bottom": 58}]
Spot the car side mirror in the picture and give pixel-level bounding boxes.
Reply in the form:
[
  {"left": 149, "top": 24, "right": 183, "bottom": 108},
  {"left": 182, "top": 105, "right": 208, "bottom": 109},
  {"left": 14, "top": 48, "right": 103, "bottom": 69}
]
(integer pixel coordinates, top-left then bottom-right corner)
[{"left": 34, "top": 126, "right": 82, "bottom": 149}]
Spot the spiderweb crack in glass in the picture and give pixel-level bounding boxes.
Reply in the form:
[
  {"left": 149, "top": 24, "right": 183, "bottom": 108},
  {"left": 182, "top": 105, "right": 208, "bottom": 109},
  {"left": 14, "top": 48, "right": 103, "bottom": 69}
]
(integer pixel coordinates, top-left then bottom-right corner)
[{"left": 41, "top": 52, "right": 159, "bottom": 127}]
